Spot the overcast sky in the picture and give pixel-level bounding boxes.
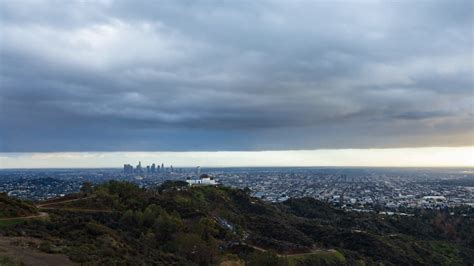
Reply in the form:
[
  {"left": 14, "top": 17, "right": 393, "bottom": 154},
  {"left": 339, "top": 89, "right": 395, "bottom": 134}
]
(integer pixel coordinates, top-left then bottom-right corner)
[{"left": 0, "top": 0, "right": 473, "bottom": 157}]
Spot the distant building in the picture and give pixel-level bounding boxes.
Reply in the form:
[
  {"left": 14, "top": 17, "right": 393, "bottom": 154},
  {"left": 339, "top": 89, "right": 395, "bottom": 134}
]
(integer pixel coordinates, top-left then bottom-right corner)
[
  {"left": 123, "top": 164, "right": 133, "bottom": 174},
  {"left": 136, "top": 161, "right": 143, "bottom": 174},
  {"left": 151, "top": 163, "right": 156, "bottom": 173},
  {"left": 186, "top": 174, "right": 218, "bottom": 186},
  {"left": 420, "top": 196, "right": 447, "bottom": 208}
]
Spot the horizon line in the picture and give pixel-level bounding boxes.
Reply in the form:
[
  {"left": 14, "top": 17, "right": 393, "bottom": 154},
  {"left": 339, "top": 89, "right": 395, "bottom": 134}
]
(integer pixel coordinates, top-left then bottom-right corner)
[
  {"left": 1, "top": 147, "right": 472, "bottom": 168},
  {"left": 1, "top": 165, "right": 474, "bottom": 170}
]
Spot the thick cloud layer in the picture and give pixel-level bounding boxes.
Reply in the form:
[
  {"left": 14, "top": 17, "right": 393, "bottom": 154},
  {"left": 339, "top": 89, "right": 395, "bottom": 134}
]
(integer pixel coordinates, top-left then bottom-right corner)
[{"left": 0, "top": 0, "right": 473, "bottom": 152}]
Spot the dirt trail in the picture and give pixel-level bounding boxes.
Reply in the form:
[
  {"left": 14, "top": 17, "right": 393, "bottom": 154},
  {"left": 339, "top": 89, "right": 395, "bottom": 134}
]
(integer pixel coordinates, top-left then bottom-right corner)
[
  {"left": 36, "top": 195, "right": 96, "bottom": 208},
  {"left": 36, "top": 196, "right": 112, "bottom": 213},
  {"left": 279, "top": 249, "right": 337, "bottom": 257},
  {"left": 0, "top": 212, "right": 48, "bottom": 221},
  {"left": 35, "top": 195, "right": 112, "bottom": 213},
  {"left": 245, "top": 244, "right": 336, "bottom": 257},
  {"left": 39, "top": 207, "right": 113, "bottom": 213}
]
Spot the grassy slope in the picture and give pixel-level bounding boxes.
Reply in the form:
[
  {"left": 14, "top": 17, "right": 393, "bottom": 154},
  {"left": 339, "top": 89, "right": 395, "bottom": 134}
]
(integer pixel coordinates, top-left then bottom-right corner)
[
  {"left": 284, "top": 250, "right": 346, "bottom": 266},
  {"left": 0, "top": 193, "right": 37, "bottom": 218},
  {"left": 0, "top": 255, "right": 21, "bottom": 266},
  {"left": 0, "top": 219, "right": 25, "bottom": 228}
]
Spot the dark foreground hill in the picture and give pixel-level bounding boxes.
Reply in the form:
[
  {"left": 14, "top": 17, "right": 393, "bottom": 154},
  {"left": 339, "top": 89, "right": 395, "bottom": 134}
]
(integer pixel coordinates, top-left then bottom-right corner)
[
  {"left": 1, "top": 181, "right": 473, "bottom": 265},
  {"left": 0, "top": 193, "right": 37, "bottom": 218}
]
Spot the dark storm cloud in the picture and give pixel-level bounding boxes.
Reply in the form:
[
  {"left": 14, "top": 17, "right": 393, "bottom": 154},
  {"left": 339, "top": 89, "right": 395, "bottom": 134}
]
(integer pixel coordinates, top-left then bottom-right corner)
[{"left": 0, "top": 0, "right": 473, "bottom": 152}]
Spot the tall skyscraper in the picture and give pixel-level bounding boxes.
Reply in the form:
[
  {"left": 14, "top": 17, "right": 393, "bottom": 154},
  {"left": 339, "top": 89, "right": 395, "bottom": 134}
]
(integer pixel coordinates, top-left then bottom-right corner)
[
  {"left": 136, "top": 161, "right": 143, "bottom": 174},
  {"left": 151, "top": 163, "right": 156, "bottom": 173}
]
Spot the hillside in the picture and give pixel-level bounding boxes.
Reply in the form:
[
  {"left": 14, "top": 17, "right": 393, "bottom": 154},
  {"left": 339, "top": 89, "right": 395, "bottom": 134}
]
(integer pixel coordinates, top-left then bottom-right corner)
[
  {"left": 0, "top": 193, "right": 38, "bottom": 218},
  {"left": 1, "top": 181, "right": 473, "bottom": 265}
]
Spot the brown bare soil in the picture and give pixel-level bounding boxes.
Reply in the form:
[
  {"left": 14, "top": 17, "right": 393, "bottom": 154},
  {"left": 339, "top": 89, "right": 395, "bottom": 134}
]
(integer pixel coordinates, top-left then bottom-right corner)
[
  {"left": 0, "top": 212, "right": 48, "bottom": 221},
  {"left": 0, "top": 237, "right": 76, "bottom": 266}
]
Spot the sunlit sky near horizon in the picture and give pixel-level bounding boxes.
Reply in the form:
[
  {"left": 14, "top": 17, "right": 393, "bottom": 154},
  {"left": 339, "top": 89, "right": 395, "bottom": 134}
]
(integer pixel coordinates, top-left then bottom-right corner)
[
  {"left": 1, "top": 147, "right": 473, "bottom": 168},
  {"left": 0, "top": 1, "right": 473, "bottom": 167}
]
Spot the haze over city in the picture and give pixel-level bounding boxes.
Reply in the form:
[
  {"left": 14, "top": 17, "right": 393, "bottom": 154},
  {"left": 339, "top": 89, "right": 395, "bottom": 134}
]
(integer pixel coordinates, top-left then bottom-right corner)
[{"left": 0, "top": 147, "right": 472, "bottom": 168}]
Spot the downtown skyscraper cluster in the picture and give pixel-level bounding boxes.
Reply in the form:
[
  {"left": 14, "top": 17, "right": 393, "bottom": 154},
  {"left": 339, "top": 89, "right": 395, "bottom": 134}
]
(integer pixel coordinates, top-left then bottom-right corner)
[{"left": 123, "top": 161, "right": 172, "bottom": 175}]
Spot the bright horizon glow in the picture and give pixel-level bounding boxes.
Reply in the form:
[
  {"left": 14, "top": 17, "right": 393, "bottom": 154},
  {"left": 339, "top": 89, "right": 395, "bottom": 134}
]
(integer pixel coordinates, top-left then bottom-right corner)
[{"left": 0, "top": 147, "right": 473, "bottom": 169}]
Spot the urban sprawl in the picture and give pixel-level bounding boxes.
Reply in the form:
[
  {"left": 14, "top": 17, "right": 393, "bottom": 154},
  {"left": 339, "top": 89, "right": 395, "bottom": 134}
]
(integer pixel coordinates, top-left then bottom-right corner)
[{"left": 1, "top": 165, "right": 472, "bottom": 215}]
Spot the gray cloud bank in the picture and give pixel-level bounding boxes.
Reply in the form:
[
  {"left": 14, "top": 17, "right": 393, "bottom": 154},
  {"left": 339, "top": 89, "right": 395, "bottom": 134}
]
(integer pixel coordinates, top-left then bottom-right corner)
[{"left": 0, "top": 0, "right": 473, "bottom": 152}]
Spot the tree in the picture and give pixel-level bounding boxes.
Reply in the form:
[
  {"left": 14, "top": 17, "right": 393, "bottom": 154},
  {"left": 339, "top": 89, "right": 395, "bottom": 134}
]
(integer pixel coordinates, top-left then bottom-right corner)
[
  {"left": 197, "top": 217, "right": 218, "bottom": 241},
  {"left": 154, "top": 210, "right": 183, "bottom": 242},
  {"left": 80, "top": 181, "right": 93, "bottom": 195},
  {"left": 172, "top": 233, "right": 218, "bottom": 265}
]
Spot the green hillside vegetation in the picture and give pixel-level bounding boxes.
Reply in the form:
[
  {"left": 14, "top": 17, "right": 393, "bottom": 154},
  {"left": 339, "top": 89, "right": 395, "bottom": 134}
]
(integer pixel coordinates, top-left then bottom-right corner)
[
  {"left": 0, "top": 193, "right": 37, "bottom": 218},
  {"left": 1, "top": 181, "right": 473, "bottom": 265},
  {"left": 0, "top": 219, "right": 27, "bottom": 228},
  {"left": 0, "top": 255, "right": 20, "bottom": 266},
  {"left": 284, "top": 250, "right": 346, "bottom": 266}
]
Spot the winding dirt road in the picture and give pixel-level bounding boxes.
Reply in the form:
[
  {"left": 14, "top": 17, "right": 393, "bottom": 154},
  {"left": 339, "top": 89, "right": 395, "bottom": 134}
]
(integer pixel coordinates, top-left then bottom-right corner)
[
  {"left": 0, "top": 212, "right": 48, "bottom": 221},
  {"left": 36, "top": 195, "right": 96, "bottom": 208},
  {"left": 36, "top": 196, "right": 112, "bottom": 213}
]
